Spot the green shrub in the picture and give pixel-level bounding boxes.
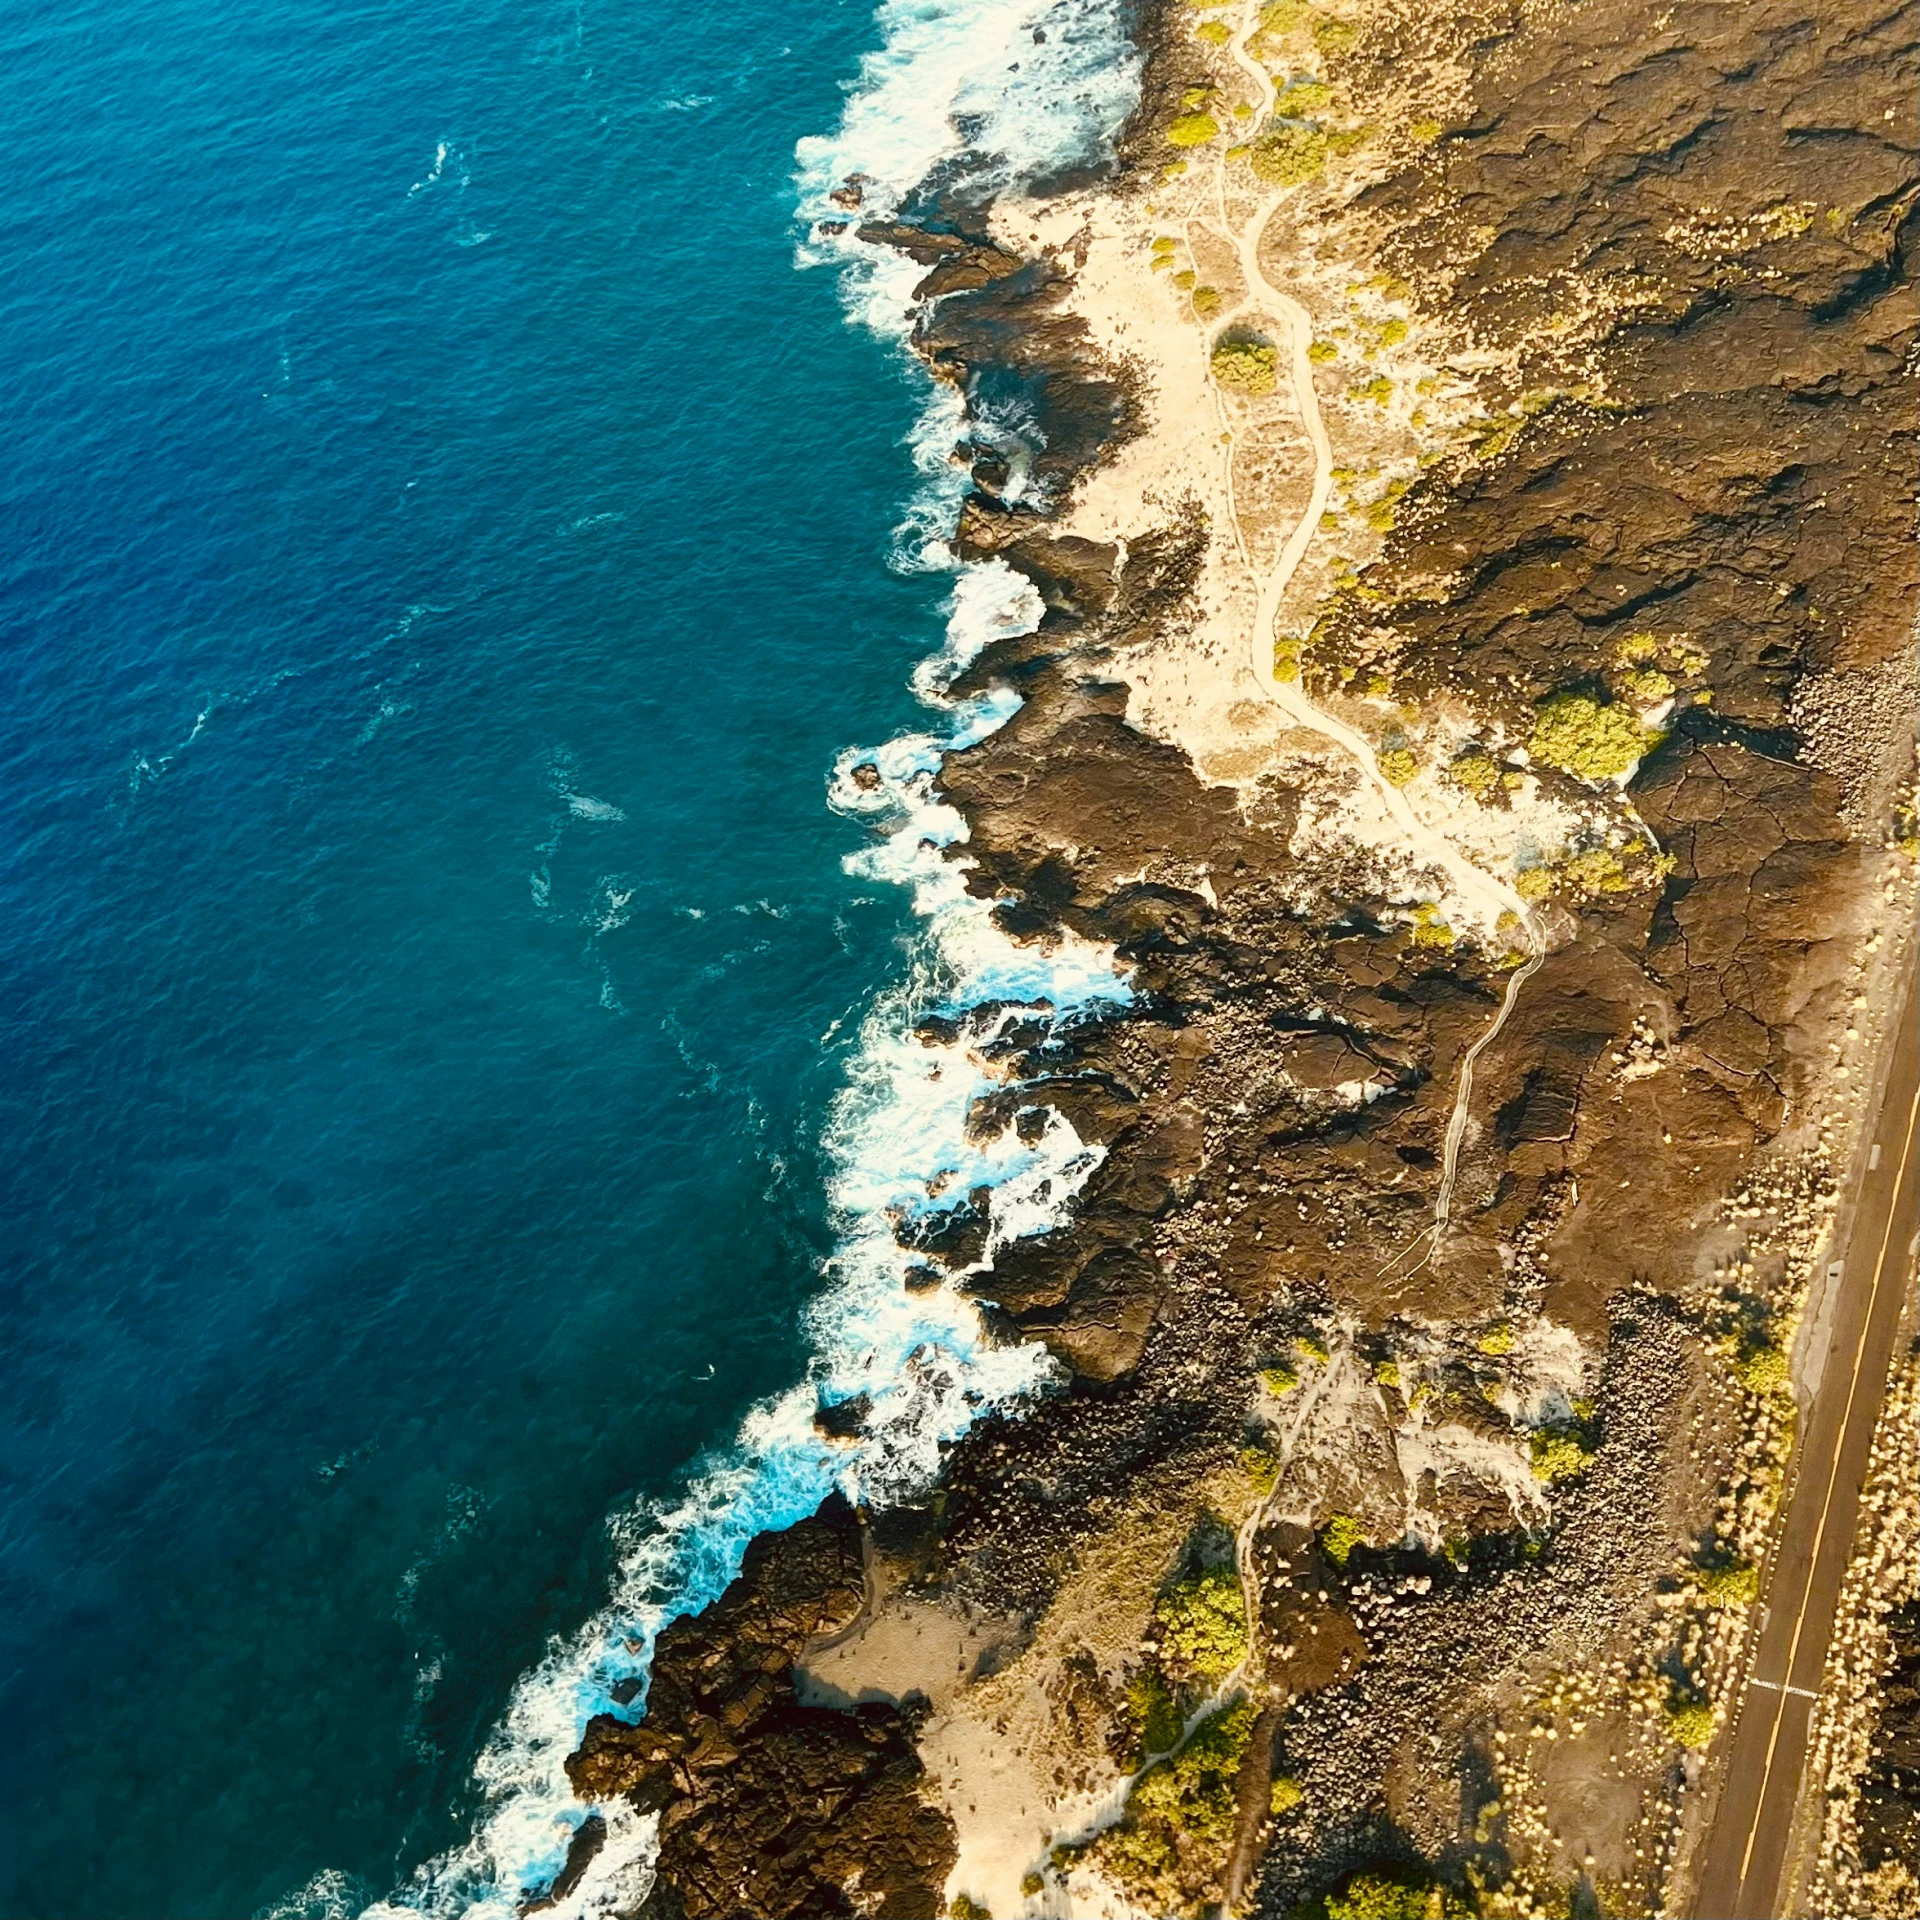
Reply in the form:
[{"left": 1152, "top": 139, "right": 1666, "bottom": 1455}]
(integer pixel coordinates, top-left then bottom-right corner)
[
  {"left": 1374, "top": 1360, "right": 1401, "bottom": 1389},
  {"left": 1379, "top": 316, "right": 1409, "bottom": 346},
  {"left": 1092, "top": 1703, "right": 1255, "bottom": 1911},
  {"left": 1407, "top": 905, "right": 1452, "bottom": 950},
  {"left": 1352, "top": 373, "right": 1394, "bottom": 405},
  {"left": 1195, "top": 17, "right": 1230, "bottom": 41},
  {"left": 1322, "top": 1512, "right": 1367, "bottom": 1567},
  {"left": 1312, "top": 16, "right": 1358, "bottom": 54},
  {"left": 1475, "top": 1320, "right": 1515, "bottom": 1356},
  {"left": 1192, "top": 284, "right": 1222, "bottom": 317},
  {"left": 1666, "top": 1699, "right": 1715, "bottom": 1751},
  {"left": 1528, "top": 691, "right": 1656, "bottom": 781},
  {"left": 950, "top": 1896, "right": 991, "bottom": 1920},
  {"left": 1213, "top": 339, "right": 1280, "bottom": 394},
  {"left": 1173, "top": 267, "right": 1196, "bottom": 289},
  {"left": 1126, "top": 1663, "right": 1183, "bottom": 1756},
  {"left": 1241, "top": 1445, "right": 1280, "bottom": 1494},
  {"left": 1379, "top": 747, "right": 1419, "bottom": 786},
  {"left": 1250, "top": 124, "right": 1329, "bottom": 185},
  {"left": 1284, "top": 79, "right": 1334, "bottom": 112},
  {"left": 1168, "top": 110, "right": 1221, "bottom": 147},
  {"left": 1449, "top": 751, "right": 1501, "bottom": 800},
  {"left": 1692, "top": 1556, "right": 1760, "bottom": 1607},
  {"left": 1155, "top": 1563, "right": 1249, "bottom": 1683},
  {"left": 1327, "top": 1868, "right": 1445, "bottom": 1919},
  {"left": 1561, "top": 846, "right": 1630, "bottom": 895},
  {"left": 1296, "top": 1331, "right": 1330, "bottom": 1364},
  {"left": 1616, "top": 666, "right": 1675, "bottom": 705},
  {"left": 1514, "top": 865, "right": 1554, "bottom": 901},
  {"left": 1270, "top": 1774, "right": 1304, "bottom": 1814},
  {"left": 1409, "top": 118, "right": 1443, "bottom": 144},
  {"left": 1735, "top": 1341, "right": 1790, "bottom": 1396},
  {"left": 1529, "top": 1427, "right": 1595, "bottom": 1484},
  {"left": 1308, "top": 338, "right": 1339, "bottom": 362},
  {"left": 1261, "top": 1362, "right": 1300, "bottom": 1396},
  {"left": 1020, "top": 1872, "right": 1045, "bottom": 1898}
]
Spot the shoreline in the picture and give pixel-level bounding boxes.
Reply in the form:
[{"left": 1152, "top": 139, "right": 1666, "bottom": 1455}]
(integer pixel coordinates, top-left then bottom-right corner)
[{"left": 534, "top": 0, "right": 1916, "bottom": 1916}]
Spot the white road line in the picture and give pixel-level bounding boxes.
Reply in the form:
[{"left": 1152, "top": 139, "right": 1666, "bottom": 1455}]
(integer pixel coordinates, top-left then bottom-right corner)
[{"left": 1747, "top": 1677, "right": 1819, "bottom": 1703}]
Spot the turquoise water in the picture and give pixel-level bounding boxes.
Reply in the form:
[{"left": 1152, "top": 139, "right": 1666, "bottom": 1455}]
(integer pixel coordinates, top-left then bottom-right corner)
[{"left": 0, "top": 0, "right": 1136, "bottom": 1914}]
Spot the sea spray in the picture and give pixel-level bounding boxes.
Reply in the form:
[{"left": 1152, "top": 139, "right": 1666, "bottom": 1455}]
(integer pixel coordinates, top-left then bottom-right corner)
[{"left": 365, "top": 3, "right": 1143, "bottom": 1914}]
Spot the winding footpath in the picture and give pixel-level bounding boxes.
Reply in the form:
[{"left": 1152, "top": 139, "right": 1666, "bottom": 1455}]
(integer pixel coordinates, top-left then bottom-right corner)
[{"left": 1199, "top": 9, "right": 1542, "bottom": 1251}]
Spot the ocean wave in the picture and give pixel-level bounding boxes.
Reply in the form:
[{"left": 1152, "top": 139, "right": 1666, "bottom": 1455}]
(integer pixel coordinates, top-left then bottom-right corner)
[{"left": 361, "top": 5, "right": 1141, "bottom": 1916}]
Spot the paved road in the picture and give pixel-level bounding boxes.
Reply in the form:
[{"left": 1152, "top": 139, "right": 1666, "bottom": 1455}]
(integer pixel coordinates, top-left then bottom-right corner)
[{"left": 1692, "top": 963, "right": 1920, "bottom": 1919}]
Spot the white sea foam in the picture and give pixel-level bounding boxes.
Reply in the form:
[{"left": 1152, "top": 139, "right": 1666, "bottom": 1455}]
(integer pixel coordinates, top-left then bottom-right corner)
[{"left": 362, "top": 5, "right": 1141, "bottom": 1915}]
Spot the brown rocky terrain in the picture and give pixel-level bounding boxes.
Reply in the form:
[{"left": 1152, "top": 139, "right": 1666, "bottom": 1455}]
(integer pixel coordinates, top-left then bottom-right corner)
[
  {"left": 553, "top": 0, "right": 1916, "bottom": 1913},
  {"left": 562, "top": 1495, "right": 955, "bottom": 1919}
]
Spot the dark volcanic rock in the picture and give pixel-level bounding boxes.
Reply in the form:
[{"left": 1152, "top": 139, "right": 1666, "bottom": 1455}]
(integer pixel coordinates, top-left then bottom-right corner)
[
  {"left": 563, "top": 1497, "right": 954, "bottom": 1919},
  {"left": 1855, "top": 1596, "right": 1920, "bottom": 1883},
  {"left": 521, "top": 1814, "right": 606, "bottom": 1915}
]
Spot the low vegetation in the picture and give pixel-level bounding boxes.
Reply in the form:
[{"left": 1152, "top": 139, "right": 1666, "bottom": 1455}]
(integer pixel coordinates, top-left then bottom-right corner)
[
  {"left": 1734, "top": 1338, "right": 1791, "bottom": 1396},
  {"left": 1529, "top": 1424, "right": 1596, "bottom": 1485},
  {"left": 1326, "top": 1867, "right": 1453, "bottom": 1918},
  {"left": 1154, "top": 1562, "right": 1249, "bottom": 1685},
  {"left": 1691, "top": 1554, "right": 1761, "bottom": 1607},
  {"left": 1168, "top": 110, "right": 1221, "bottom": 147},
  {"left": 1311, "top": 14, "right": 1357, "bottom": 54},
  {"left": 1448, "top": 750, "right": 1501, "bottom": 799},
  {"left": 1213, "top": 337, "right": 1280, "bottom": 395},
  {"left": 1665, "top": 1696, "right": 1716, "bottom": 1751},
  {"left": 1250, "top": 124, "right": 1329, "bottom": 184},
  {"left": 1125, "top": 1663, "right": 1183, "bottom": 1757},
  {"left": 1322, "top": 1511, "right": 1367, "bottom": 1567},
  {"left": 1528, "top": 690, "right": 1657, "bottom": 781},
  {"left": 1086, "top": 1702, "right": 1255, "bottom": 1915}
]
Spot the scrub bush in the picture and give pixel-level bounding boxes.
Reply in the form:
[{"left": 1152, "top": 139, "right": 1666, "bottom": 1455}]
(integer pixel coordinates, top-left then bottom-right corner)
[
  {"left": 1212, "top": 338, "right": 1280, "bottom": 395},
  {"left": 1528, "top": 691, "right": 1655, "bottom": 781}
]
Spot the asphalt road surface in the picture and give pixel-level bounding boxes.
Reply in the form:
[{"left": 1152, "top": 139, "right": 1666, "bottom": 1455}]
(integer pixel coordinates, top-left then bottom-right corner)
[{"left": 1692, "top": 963, "right": 1920, "bottom": 1919}]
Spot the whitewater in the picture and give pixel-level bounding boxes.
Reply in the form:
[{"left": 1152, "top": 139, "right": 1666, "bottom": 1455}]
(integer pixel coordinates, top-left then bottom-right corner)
[{"left": 355, "top": 3, "right": 1144, "bottom": 1913}]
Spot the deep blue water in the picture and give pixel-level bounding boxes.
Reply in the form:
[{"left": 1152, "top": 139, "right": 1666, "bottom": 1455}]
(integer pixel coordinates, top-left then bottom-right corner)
[{"left": 0, "top": 1, "right": 955, "bottom": 1912}]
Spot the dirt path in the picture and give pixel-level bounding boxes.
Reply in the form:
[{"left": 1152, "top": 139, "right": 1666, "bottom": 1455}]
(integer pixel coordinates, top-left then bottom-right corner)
[{"left": 1195, "top": 6, "right": 1541, "bottom": 1254}]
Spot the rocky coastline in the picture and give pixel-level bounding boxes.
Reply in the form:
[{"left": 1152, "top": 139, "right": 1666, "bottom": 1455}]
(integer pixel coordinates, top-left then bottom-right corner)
[{"left": 552, "top": 1, "right": 1917, "bottom": 1914}]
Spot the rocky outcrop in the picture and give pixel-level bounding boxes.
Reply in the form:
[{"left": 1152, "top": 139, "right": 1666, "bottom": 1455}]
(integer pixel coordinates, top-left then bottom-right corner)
[
  {"left": 557, "top": 1, "right": 1915, "bottom": 1913},
  {"left": 563, "top": 1497, "right": 954, "bottom": 1919}
]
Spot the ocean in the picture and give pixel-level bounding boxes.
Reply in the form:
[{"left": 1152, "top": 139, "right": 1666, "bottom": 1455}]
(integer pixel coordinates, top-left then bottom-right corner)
[{"left": 0, "top": 0, "right": 1136, "bottom": 1914}]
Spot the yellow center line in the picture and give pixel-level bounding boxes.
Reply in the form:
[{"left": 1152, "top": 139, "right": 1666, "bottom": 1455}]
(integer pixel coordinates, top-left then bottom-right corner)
[{"left": 1731, "top": 1081, "right": 1920, "bottom": 1899}]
